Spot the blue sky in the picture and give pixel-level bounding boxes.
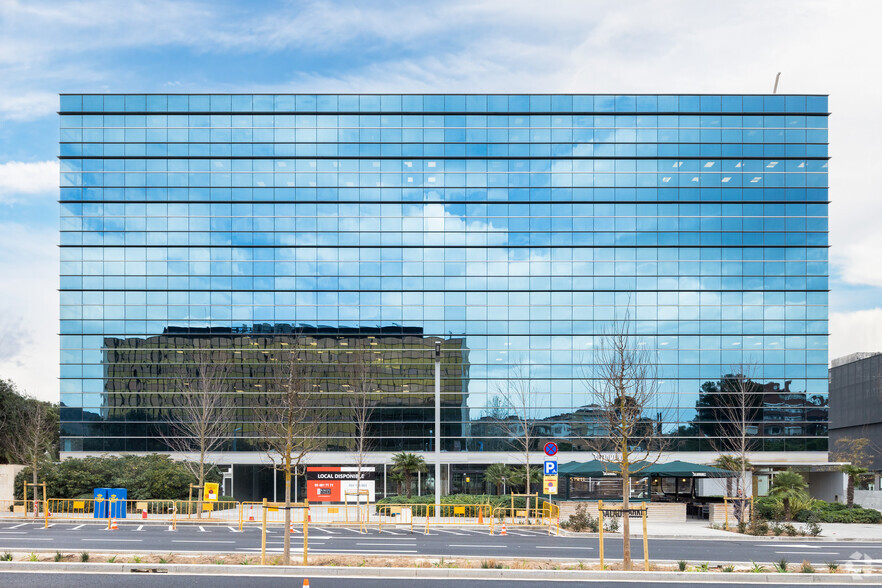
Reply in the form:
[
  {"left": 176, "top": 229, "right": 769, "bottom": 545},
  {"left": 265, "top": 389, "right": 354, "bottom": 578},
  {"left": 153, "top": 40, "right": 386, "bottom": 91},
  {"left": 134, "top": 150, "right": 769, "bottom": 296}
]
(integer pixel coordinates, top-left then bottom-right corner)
[{"left": 1, "top": 0, "right": 881, "bottom": 401}]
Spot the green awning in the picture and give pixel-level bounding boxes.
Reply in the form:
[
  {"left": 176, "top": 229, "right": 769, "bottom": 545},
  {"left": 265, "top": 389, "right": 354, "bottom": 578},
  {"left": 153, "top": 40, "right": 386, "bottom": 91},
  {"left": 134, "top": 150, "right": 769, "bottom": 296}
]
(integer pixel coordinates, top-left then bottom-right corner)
[
  {"left": 558, "top": 459, "right": 733, "bottom": 478},
  {"left": 642, "top": 460, "right": 734, "bottom": 478}
]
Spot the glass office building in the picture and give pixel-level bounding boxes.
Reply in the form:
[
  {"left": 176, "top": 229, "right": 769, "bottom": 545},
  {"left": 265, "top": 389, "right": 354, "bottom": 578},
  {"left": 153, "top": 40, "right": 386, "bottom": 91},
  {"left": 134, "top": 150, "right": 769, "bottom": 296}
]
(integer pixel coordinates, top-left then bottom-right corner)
[{"left": 58, "top": 94, "right": 829, "bottom": 497}]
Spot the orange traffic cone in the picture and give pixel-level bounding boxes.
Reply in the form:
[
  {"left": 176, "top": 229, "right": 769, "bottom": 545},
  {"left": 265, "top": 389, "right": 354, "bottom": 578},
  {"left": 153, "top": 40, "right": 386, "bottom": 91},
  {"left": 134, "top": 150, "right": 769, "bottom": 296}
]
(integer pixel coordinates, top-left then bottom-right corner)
[
  {"left": 248, "top": 505, "right": 255, "bottom": 522},
  {"left": 307, "top": 509, "right": 311, "bottom": 523},
  {"left": 303, "top": 580, "right": 309, "bottom": 587},
  {"left": 500, "top": 523, "right": 507, "bottom": 536},
  {"left": 110, "top": 519, "right": 118, "bottom": 530},
  {"left": 478, "top": 508, "right": 484, "bottom": 525},
  {"left": 290, "top": 521, "right": 296, "bottom": 533}
]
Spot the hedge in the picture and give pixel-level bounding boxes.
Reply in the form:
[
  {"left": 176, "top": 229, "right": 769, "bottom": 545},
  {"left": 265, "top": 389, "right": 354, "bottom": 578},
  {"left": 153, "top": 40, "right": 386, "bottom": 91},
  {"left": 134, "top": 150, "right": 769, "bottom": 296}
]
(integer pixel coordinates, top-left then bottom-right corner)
[{"left": 756, "top": 495, "right": 882, "bottom": 524}]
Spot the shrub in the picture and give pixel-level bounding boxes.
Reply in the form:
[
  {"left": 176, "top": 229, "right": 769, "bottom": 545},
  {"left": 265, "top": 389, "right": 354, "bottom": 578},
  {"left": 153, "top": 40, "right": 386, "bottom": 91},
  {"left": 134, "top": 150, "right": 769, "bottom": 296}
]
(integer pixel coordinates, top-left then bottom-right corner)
[
  {"left": 0, "top": 553, "right": 11, "bottom": 562},
  {"left": 783, "top": 523, "right": 798, "bottom": 536},
  {"left": 755, "top": 496, "right": 784, "bottom": 521},
  {"left": 795, "top": 502, "right": 882, "bottom": 524},
  {"left": 677, "top": 560, "right": 687, "bottom": 571},
  {"left": 722, "top": 564, "right": 735, "bottom": 572},
  {"left": 605, "top": 518, "right": 620, "bottom": 533},
  {"left": 79, "top": 552, "right": 89, "bottom": 563},
  {"left": 54, "top": 551, "right": 63, "bottom": 562},
  {"left": 805, "top": 520, "right": 822, "bottom": 537},
  {"left": 801, "top": 560, "right": 815, "bottom": 573},
  {"left": 751, "top": 520, "right": 769, "bottom": 536},
  {"left": 774, "top": 558, "right": 788, "bottom": 573},
  {"left": 560, "top": 503, "right": 599, "bottom": 532}
]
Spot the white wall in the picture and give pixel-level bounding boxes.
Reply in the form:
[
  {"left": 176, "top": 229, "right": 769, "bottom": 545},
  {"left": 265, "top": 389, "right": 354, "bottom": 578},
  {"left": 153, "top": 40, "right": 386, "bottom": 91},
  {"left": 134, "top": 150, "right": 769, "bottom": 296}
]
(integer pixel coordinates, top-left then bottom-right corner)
[
  {"left": 696, "top": 476, "right": 752, "bottom": 497},
  {"left": 806, "top": 471, "right": 847, "bottom": 503},
  {"left": 0, "top": 465, "right": 26, "bottom": 502}
]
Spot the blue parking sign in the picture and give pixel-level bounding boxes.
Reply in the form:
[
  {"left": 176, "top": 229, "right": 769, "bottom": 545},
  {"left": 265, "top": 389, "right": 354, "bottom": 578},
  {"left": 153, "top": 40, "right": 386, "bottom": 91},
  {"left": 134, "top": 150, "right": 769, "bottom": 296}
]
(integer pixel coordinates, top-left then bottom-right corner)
[{"left": 544, "top": 460, "right": 558, "bottom": 475}]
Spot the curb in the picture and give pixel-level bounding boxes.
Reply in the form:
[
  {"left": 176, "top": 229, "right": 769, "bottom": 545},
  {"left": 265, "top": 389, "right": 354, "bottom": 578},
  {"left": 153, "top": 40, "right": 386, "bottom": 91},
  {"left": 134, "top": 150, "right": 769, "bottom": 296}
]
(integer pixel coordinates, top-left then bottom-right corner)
[
  {"left": 558, "top": 529, "right": 882, "bottom": 542},
  {"left": 0, "top": 562, "right": 880, "bottom": 583}
]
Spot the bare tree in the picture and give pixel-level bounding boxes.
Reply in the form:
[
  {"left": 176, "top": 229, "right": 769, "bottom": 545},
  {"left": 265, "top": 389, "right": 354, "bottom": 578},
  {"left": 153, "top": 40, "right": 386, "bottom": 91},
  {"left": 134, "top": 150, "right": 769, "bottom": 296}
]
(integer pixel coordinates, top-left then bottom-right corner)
[
  {"left": 158, "top": 347, "right": 234, "bottom": 517},
  {"left": 347, "top": 349, "right": 377, "bottom": 520},
  {"left": 582, "top": 317, "right": 669, "bottom": 571},
  {"left": 6, "top": 396, "right": 57, "bottom": 515},
  {"left": 256, "top": 343, "right": 325, "bottom": 565},
  {"left": 495, "top": 359, "right": 541, "bottom": 518}
]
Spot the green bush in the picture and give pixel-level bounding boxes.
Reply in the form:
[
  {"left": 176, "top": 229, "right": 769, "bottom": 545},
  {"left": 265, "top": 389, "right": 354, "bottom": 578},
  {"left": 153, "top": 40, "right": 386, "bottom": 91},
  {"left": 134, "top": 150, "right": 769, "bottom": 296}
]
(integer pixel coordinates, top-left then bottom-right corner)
[
  {"left": 14, "top": 455, "right": 222, "bottom": 500},
  {"left": 755, "top": 496, "right": 784, "bottom": 521},
  {"left": 794, "top": 502, "right": 882, "bottom": 524}
]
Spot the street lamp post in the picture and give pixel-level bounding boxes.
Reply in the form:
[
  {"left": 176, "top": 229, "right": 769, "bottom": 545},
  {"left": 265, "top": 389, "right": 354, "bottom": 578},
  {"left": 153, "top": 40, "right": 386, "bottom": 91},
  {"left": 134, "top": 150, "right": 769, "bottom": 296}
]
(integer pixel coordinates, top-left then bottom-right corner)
[{"left": 434, "top": 341, "right": 441, "bottom": 514}]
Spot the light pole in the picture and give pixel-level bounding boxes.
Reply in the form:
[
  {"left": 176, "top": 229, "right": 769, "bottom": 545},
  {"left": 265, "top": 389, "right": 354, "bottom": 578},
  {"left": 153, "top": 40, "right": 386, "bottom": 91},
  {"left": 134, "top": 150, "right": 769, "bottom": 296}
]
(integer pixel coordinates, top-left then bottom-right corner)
[{"left": 434, "top": 341, "right": 441, "bottom": 514}]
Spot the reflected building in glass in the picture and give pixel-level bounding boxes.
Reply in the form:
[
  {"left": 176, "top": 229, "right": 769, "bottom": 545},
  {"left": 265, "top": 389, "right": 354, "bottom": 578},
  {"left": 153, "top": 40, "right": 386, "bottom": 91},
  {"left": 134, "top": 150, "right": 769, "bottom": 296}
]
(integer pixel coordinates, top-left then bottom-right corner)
[{"left": 58, "top": 94, "right": 829, "bottom": 499}]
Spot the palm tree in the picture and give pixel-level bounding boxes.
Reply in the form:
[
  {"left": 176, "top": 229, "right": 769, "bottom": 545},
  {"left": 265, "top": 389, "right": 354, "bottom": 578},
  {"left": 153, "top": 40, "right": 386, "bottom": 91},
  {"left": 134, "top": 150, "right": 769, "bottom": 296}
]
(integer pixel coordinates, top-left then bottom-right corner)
[
  {"left": 770, "top": 470, "right": 808, "bottom": 520},
  {"left": 391, "top": 452, "right": 427, "bottom": 499},
  {"left": 842, "top": 464, "right": 869, "bottom": 508},
  {"left": 509, "top": 465, "right": 542, "bottom": 493},
  {"left": 483, "top": 463, "right": 511, "bottom": 495},
  {"left": 388, "top": 471, "right": 405, "bottom": 496}
]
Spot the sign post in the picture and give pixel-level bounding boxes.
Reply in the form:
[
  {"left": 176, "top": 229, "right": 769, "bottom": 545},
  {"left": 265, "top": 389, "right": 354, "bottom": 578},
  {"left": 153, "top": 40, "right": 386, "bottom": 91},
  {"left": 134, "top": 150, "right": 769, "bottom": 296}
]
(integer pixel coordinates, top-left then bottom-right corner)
[{"left": 543, "top": 444, "right": 558, "bottom": 497}]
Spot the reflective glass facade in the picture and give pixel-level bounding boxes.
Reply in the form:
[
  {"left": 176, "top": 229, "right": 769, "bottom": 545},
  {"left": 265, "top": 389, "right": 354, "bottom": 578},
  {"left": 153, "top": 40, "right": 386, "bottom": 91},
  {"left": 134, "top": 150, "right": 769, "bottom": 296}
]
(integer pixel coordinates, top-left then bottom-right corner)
[{"left": 58, "top": 94, "right": 829, "bottom": 459}]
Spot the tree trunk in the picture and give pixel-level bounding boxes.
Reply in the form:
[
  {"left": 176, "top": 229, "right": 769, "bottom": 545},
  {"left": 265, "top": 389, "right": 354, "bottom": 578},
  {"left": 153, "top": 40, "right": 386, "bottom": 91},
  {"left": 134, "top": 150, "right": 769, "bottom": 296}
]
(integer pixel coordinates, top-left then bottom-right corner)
[
  {"left": 405, "top": 473, "right": 412, "bottom": 499},
  {"left": 621, "top": 460, "right": 631, "bottom": 571},
  {"left": 197, "top": 458, "right": 205, "bottom": 519},
  {"left": 31, "top": 459, "right": 38, "bottom": 519},
  {"left": 847, "top": 476, "right": 855, "bottom": 508},
  {"left": 283, "top": 446, "right": 292, "bottom": 566}
]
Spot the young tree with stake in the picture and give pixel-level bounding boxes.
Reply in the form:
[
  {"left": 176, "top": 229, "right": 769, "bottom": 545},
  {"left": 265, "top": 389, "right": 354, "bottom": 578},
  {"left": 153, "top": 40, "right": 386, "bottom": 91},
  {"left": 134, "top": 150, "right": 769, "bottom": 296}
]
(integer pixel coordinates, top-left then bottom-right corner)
[
  {"left": 582, "top": 315, "right": 669, "bottom": 571},
  {"left": 257, "top": 342, "right": 325, "bottom": 566}
]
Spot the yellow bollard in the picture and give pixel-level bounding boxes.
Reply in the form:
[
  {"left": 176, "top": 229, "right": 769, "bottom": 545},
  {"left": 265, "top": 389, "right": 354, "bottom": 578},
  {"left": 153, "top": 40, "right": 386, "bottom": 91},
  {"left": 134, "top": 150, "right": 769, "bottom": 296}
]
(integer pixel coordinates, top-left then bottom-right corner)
[
  {"left": 238, "top": 502, "right": 243, "bottom": 532},
  {"left": 598, "top": 500, "right": 605, "bottom": 570}
]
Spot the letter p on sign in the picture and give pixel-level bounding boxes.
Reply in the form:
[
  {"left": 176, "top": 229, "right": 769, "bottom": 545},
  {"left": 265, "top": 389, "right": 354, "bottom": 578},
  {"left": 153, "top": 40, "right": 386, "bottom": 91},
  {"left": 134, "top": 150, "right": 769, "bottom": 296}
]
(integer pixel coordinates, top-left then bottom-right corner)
[{"left": 544, "top": 460, "right": 558, "bottom": 475}]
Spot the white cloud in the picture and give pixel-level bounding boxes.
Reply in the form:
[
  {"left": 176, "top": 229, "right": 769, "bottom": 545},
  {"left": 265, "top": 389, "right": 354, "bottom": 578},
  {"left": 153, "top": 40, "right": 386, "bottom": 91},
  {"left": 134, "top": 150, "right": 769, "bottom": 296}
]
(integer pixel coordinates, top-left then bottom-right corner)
[
  {"left": 0, "top": 160, "right": 58, "bottom": 204},
  {"left": 0, "top": 221, "right": 58, "bottom": 402},
  {"left": 830, "top": 309, "right": 882, "bottom": 365}
]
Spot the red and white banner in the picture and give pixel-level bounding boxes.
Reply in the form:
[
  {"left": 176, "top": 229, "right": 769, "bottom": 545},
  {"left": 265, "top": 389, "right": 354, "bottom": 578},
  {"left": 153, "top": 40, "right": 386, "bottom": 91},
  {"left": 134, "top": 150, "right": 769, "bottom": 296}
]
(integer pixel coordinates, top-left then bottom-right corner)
[{"left": 306, "top": 467, "right": 376, "bottom": 503}]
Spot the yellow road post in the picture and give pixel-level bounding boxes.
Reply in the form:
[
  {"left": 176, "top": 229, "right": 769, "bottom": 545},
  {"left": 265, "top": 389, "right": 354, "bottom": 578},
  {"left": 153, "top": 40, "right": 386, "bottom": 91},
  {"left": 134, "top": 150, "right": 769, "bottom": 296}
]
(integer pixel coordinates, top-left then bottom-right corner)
[
  {"left": 260, "top": 498, "right": 267, "bottom": 566},
  {"left": 303, "top": 498, "right": 309, "bottom": 566},
  {"left": 598, "top": 500, "right": 604, "bottom": 570},
  {"left": 642, "top": 501, "right": 649, "bottom": 571}
]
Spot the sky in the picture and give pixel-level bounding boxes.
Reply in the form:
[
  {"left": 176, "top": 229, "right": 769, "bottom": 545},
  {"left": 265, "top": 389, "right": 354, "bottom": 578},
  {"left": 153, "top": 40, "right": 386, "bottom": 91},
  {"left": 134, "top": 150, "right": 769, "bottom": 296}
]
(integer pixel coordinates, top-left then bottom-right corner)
[{"left": 1, "top": 0, "right": 881, "bottom": 402}]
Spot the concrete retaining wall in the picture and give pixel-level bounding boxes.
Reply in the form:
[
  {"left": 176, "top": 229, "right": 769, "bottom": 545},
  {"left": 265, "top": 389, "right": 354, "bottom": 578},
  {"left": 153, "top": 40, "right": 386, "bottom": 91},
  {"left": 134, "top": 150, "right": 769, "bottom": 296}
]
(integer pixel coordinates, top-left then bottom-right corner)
[
  {"left": 855, "top": 489, "right": 882, "bottom": 510},
  {"left": 0, "top": 465, "right": 25, "bottom": 502},
  {"left": 558, "top": 501, "right": 686, "bottom": 522}
]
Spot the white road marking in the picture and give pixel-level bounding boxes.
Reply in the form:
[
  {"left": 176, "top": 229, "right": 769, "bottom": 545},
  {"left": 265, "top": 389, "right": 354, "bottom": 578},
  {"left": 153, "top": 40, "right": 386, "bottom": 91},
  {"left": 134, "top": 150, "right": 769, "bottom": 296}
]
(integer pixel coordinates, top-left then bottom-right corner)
[
  {"left": 0, "top": 537, "right": 53, "bottom": 541},
  {"left": 337, "top": 527, "right": 362, "bottom": 533},
  {"left": 0, "top": 532, "right": 26, "bottom": 534},
  {"left": 316, "top": 528, "right": 338, "bottom": 534},
  {"left": 448, "top": 544, "right": 507, "bottom": 548},
  {"left": 227, "top": 526, "right": 240, "bottom": 532},
  {"left": 171, "top": 540, "right": 236, "bottom": 544},
  {"left": 83, "top": 539, "right": 142, "bottom": 542},
  {"left": 8, "top": 523, "right": 29, "bottom": 529},
  {"left": 763, "top": 544, "right": 823, "bottom": 549},
  {"left": 355, "top": 542, "right": 418, "bottom": 546},
  {"left": 536, "top": 546, "right": 592, "bottom": 550},
  {"left": 311, "top": 548, "right": 418, "bottom": 554},
  {"left": 775, "top": 551, "right": 839, "bottom": 555},
  {"left": 431, "top": 529, "right": 466, "bottom": 536},
  {"left": 71, "top": 525, "right": 85, "bottom": 531},
  {"left": 135, "top": 525, "right": 144, "bottom": 531}
]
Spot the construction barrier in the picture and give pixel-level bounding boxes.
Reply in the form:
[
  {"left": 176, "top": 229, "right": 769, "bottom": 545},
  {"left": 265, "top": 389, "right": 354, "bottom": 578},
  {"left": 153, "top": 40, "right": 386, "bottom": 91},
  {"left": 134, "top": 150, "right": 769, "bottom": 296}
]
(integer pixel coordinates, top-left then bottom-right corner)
[
  {"left": 491, "top": 500, "right": 560, "bottom": 535},
  {"left": 424, "top": 503, "right": 493, "bottom": 534}
]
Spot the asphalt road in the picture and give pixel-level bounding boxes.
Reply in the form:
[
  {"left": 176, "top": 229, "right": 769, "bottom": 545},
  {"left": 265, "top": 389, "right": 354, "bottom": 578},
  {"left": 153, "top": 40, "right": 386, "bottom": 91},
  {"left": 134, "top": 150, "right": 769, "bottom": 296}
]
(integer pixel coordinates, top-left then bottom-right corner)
[
  {"left": 1, "top": 521, "right": 881, "bottom": 566},
  {"left": 0, "top": 574, "right": 876, "bottom": 588}
]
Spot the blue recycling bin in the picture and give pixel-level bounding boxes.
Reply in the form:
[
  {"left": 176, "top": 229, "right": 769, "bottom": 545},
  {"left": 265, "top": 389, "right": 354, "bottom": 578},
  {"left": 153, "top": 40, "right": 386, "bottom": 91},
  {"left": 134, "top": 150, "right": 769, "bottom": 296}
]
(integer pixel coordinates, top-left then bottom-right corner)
[
  {"left": 93, "top": 488, "right": 109, "bottom": 518},
  {"left": 108, "top": 488, "right": 127, "bottom": 519}
]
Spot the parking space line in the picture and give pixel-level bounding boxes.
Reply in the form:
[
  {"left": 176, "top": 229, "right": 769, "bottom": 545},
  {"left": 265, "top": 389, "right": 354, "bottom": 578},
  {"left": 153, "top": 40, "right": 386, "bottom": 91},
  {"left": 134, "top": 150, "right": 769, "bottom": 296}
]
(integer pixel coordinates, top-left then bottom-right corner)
[
  {"left": 227, "top": 526, "right": 240, "bottom": 533},
  {"left": 8, "top": 523, "right": 29, "bottom": 529},
  {"left": 171, "top": 540, "right": 236, "bottom": 544},
  {"left": 198, "top": 526, "right": 207, "bottom": 532},
  {"left": 71, "top": 524, "right": 85, "bottom": 531}
]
